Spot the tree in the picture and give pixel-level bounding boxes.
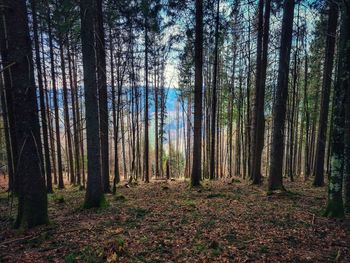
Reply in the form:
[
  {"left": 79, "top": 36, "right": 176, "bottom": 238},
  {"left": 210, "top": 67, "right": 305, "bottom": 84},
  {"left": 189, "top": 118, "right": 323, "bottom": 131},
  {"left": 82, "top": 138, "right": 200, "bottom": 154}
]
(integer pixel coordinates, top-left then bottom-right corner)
[
  {"left": 142, "top": 0, "right": 150, "bottom": 183},
  {"left": 0, "top": 0, "right": 48, "bottom": 228},
  {"left": 209, "top": 0, "right": 219, "bottom": 180},
  {"left": 47, "top": 4, "right": 64, "bottom": 189},
  {"left": 58, "top": 39, "right": 75, "bottom": 185},
  {"left": 80, "top": 0, "right": 105, "bottom": 207},
  {"left": 191, "top": 0, "right": 203, "bottom": 187},
  {"left": 31, "top": 0, "right": 53, "bottom": 193},
  {"left": 325, "top": 0, "right": 349, "bottom": 216},
  {"left": 268, "top": 0, "right": 295, "bottom": 192},
  {"left": 250, "top": 0, "right": 271, "bottom": 184},
  {"left": 313, "top": 1, "right": 339, "bottom": 187},
  {"left": 96, "top": 0, "right": 110, "bottom": 193}
]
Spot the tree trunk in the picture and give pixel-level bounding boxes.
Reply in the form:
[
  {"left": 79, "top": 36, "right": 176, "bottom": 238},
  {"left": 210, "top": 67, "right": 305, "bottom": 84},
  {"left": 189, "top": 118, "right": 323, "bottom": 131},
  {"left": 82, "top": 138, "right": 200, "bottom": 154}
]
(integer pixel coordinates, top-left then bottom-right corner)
[
  {"left": 59, "top": 40, "right": 75, "bottom": 185},
  {"left": 313, "top": 2, "right": 339, "bottom": 187},
  {"left": 340, "top": 2, "right": 350, "bottom": 214},
  {"left": 144, "top": 16, "right": 150, "bottom": 183},
  {"left": 268, "top": 0, "right": 295, "bottom": 192},
  {"left": 96, "top": 0, "right": 110, "bottom": 193},
  {"left": 210, "top": 0, "right": 220, "bottom": 180},
  {"left": 250, "top": 0, "right": 270, "bottom": 184},
  {"left": 31, "top": 0, "right": 52, "bottom": 192},
  {"left": 191, "top": 0, "right": 203, "bottom": 187},
  {"left": 1, "top": 0, "right": 48, "bottom": 228},
  {"left": 67, "top": 42, "right": 81, "bottom": 185},
  {"left": 80, "top": 0, "right": 104, "bottom": 207},
  {"left": 47, "top": 6, "right": 64, "bottom": 189}
]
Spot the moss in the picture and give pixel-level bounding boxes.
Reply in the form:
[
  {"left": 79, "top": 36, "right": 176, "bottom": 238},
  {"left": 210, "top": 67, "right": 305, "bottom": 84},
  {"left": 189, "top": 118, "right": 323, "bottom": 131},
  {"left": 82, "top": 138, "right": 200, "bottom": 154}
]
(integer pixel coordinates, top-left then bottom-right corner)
[
  {"left": 323, "top": 197, "right": 345, "bottom": 218},
  {"left": 83, "top": 195, "right": 108, "bottom": 209},
  {"left": 127, "top": 207, "right": 148, "bottom": 219},
  {"left": 114, "top": 194, "right": 126, "bottom": 202},
  {"left": 65, "top": 246, "right": 103, "bottom": 263},
  {"left": 183, "top": 199, "right": 196, "bottom": 208},
  {"left": 53, "top": 194, "right": 65, "bottom": 204}
]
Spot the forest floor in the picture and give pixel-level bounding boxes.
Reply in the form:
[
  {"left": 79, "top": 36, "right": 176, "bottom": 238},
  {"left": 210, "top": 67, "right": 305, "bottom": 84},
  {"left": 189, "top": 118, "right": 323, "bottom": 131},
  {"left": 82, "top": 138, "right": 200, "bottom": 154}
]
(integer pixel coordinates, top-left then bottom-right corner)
[{"left": 0, "top": 177, "right": 350, "bottom": 262}]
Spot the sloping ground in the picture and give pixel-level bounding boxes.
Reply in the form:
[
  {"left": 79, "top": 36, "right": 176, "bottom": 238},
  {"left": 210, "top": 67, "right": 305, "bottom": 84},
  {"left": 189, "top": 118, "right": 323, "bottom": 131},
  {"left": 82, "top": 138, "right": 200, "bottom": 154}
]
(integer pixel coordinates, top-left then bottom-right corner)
[{"left": 0, "top": 179, "right": 349, "bottom": 262}]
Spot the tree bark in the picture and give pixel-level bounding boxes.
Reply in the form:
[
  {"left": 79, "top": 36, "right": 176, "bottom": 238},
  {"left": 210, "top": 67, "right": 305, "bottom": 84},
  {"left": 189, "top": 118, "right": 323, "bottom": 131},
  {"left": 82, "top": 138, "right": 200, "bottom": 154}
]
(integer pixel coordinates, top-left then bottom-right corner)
[
  {"left": 313, "top": 1, "right": 339, "bottom": 187},
  {"left": 96, "top": 0, "right": 110, "bottom": 192},
  {"left": 80, "top": 0, "right": 104, "bottom": 207},
  {"left": 47, "top": 6, "right": 64, "bottom": 189},
  {"left": 31, "top": 0, "right": 52, "bottom": 192},
  {"left": 191, "top": 0, "right": 203, "bottom": 187},
  {"left": 268, "top": 0, "right": 295, "bottom": 192},
  {"left": 1, "top": 0, "right": 48, "bottom": 228}
]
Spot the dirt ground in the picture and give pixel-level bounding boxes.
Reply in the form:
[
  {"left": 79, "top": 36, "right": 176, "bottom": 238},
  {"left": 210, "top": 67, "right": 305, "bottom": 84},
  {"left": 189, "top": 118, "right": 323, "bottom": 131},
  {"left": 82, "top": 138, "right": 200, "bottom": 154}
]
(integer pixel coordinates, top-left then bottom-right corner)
[{"left": 0, "top": 178, "right": 349, "bottom": 262}]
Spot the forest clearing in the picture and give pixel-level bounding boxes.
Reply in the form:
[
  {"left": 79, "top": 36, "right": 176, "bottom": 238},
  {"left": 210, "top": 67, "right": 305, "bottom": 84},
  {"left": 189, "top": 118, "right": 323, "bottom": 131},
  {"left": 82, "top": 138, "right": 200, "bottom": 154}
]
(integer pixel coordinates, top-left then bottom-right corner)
[{"left": 1, "top": 179, "right": 350, "bottom": 262}]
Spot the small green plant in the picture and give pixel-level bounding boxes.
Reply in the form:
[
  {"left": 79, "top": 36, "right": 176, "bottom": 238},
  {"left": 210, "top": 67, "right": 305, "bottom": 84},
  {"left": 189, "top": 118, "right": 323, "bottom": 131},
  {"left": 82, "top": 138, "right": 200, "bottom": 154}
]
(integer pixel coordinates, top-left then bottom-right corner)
[
  {"left": 51, "top": 194, "right": 65, "bottom": 204},
  {"left": 127, "top": 207, "right": 148, "bottom": 219},
  {"left": 114, "top": 194, "right": 126, "bottom": 202},
  {"left": 65, "top": 246, "right": 103, "bottom": 263},
  {"left": 259, "top": 245, "right": 269, "bottom": 254},
  {"left": 183, "top": 199, "right": 196, "bottom": 208}
]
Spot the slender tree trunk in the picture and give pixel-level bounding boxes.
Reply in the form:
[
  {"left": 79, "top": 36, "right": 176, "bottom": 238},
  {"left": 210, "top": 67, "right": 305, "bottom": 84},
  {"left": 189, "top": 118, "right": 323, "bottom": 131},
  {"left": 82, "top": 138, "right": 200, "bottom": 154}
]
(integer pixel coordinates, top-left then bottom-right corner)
[
  {"left": 155, "top": 69, "right": 159, "bottom": 178},
  {"left": 67, "top": 43, "right": 81, "bottom": 185},
  {"left": 31, "top": 0, "right": 52, "bottom": 192},
  {"left": 110, "top": 27, "right": 120, "bottom": 193},
  {"left": 144, "top": 16, "right": 150, "bottom": 183},
  {"left": 303, "top": 53, "right": 310, "bottom": 179},
  {"left": 209, "top": 0, "right": 220, "bottom": 180},
  {"left": 191, "top": 0, "right": 203, "bottom": 187},
  {"left": 47, "top": 6, "right": 64, "bottom": 189},
  {"left": 59, "top": 40, "right": 75, "bottom": 185}
]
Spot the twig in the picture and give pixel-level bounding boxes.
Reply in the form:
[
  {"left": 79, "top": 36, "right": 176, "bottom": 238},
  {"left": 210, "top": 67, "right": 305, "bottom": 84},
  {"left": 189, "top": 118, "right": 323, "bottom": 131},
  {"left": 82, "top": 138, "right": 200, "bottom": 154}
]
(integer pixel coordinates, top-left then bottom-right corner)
[
  {"left": 0, "top": 235, "right": 34, "bottom": 247},
  {"left": 0, "top": 62, "right": 16, "bottom": 74},
  {"left": 243, "top": 238, "right": 256, "bottom": 243}
]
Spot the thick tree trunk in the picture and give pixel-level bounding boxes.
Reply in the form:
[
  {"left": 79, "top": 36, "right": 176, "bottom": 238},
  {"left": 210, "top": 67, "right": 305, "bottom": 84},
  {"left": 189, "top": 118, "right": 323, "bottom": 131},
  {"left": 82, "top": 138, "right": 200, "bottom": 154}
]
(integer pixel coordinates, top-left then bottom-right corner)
[
  {"left": 191, "top": 0, "right": 203, "bottom": 187},
  {"left": 250, "top": 0, "right": 270, "bottom": 184},
  {"left": 268, "top": 0, "right": 295, "bottom": 192},
  {"left": 313, "top": 2, "right": 339, "bottom": 187},
  {"left": 340, "top": 2, "right": 350, "bottom": 214},
  {"left": 96, "top": 0, "right": 110, "bottom": 193},
  {"left": 1, "top": 0, "right": 48, "bottom": 228},
  {"left": 80, "top": 0, "right": 104, "bottom": 207}
]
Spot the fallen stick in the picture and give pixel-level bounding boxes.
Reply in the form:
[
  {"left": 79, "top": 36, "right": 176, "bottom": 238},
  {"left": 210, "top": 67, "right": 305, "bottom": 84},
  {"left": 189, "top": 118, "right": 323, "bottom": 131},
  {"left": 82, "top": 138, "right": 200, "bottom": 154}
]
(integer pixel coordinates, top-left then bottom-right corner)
[{"left": 0, "top": 235, "right": 35, "bottom": 247}]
